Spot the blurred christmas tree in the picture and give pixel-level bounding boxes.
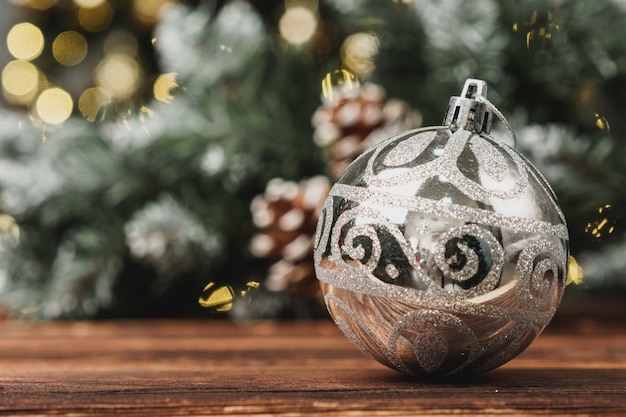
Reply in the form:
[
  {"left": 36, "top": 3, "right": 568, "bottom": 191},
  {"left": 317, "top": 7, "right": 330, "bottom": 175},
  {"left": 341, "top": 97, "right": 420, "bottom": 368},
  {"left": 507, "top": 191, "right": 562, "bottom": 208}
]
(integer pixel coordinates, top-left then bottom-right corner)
[{"left": 0, "top": 0, "right": 624, "bottom": 319}]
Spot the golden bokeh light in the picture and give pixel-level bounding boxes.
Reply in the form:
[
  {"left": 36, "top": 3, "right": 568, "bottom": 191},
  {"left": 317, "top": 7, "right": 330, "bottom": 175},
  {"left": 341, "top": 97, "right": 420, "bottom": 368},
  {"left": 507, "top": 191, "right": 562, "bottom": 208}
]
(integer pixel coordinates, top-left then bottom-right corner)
[
  {"left": 7, "top": 23, "right": 45, "bottom": 61},
  {"left": 95, "top": 54, "right": 141, "bottom": 99},
  {"left": 321, "top": 69, "right": 360, "bottom": 102},
  {"left": 239, "top": 281, "right": 260, "bottom": 301},
  {"left": 153, "top": 72, "right": 178, "bottom": 103},
  {"left": 279, "top": 6, "right": 318, "bottom": 45},
  {"left": 53, "top": 31, "right": 88, "bottom": 66},
  {"left": 78, "top": 2, "right": 114, "bottom": 33},
  {"left": 2, "top": 60, "right": 40, "bottom": 103},
  {"left": 341, "top": 32, "right": 379, "bottom": 78},
  {"left": 35, "top": 87, "right": 73, "bottom": 125},
  {"left": 566, "top": 256, "right": 584, "bottom": 286},
  {"left": 594, "top": 113, "right": 611, "bottom": 132},
  {"left": 9, "top": 0, "right": 57, "bottom": 10},
  {"left": 0, "top": 213, "right": 20, "bottom": 251},
  {"left": 513, "top": 10, "right": 561, "bottom": 51},
  {"left": 78, "top": 87, "right": 111, "bottom": 121},
  {"left": 198, "top": 281, "right": 260, "bottom": 312},
  {"left": 585, "top": 204, "right": 617, "bottom": 241},
  {"left": 132, "top": 0, "right": 177, "bottom": 27},
  {"left": 198, "top": 282, "right": 234, "bottom": 312},
  {"left": 73, "top": 0, "right": 105, "bottom": 7}
]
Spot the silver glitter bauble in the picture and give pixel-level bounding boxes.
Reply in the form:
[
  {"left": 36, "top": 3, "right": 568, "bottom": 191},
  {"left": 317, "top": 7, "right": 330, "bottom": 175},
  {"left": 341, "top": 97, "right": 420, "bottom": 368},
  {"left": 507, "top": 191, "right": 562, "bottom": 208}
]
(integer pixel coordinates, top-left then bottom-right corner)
[{"left": 314, "top": 79, "right": 569, "bottom": 378}]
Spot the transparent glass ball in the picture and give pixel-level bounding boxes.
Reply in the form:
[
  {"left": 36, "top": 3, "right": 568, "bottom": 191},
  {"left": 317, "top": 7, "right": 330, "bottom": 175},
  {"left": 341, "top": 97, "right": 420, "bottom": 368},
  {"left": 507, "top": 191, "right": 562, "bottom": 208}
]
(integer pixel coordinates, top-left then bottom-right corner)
[{"left": 314, "top": 126, "right": 569, "bottom": 378}]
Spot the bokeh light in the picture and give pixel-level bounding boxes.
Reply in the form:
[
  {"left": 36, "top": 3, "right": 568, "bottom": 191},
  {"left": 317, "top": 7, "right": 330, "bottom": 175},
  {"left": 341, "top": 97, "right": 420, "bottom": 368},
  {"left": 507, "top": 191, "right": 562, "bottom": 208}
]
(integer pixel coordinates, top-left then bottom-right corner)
[
  {"left": 341, "top": 32, "right": 379, "bottom": 78},
  {"left": 594, "top": 113, "right": 611, "bottom": 132},
  {"left": 512, "top": 10, "right": 562, "bottom": 51},
  {"left": 35, "top": 87, "right": 73, "bottom": 125},
  {"left": 78, "top": 2, "right": 114, "bottom": 33},
  {"left": 198, "top": 281, "right": 260, "bottom": 312},
  {"left": 95, "top": 54, "right": 142, "bottom": 99},
  {"left": 7, "top": 23, "right": 45, "bottom": 61},
  {"left": 279, "top": 6, "right": 318, "bottom": 45},
  {"left": 585, "top": 204, "right": 618, "bottom": 241},
  {"left": 73, "top": 0, "right": 105, "bottom": 7},
  {"left": 53, "top": 31, "right": 88, "bottom": 66},
  {"left": 8, "top": 0, "right": 57, "bottom": 10},
  {"left": 78, "top": 87, "right": 111, "bottom": 121},
  {"left": 321, "top": 69, "right": 360, "bottom": 102},
  {"left": 0, "top": 213, "right": 20, "bottom": 251},
  {"left": 153, "top": 72, "right": 178, "bottom": 103},
  {"left": 2, "top": 60, "right": 40, "bottom": 104},
  {"left": 132, "top": 0, "right": 177, "bottom": 27},
  {"left": 566, "top": 256, "right": 584, "bottom": 286},
  {"left": 198, "top": 282, "right": 234, "bottom": 312}
]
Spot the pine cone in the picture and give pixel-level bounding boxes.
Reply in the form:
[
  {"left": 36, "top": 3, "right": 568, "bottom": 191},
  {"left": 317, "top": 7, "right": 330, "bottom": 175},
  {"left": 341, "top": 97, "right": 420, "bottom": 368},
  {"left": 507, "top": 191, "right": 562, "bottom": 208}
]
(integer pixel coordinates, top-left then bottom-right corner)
[
  {"left": 250, "top": 176, "right": 330, "bottom": 297},
  {"left": 312, "top": 83, "right": 422, "bottom": 179}
]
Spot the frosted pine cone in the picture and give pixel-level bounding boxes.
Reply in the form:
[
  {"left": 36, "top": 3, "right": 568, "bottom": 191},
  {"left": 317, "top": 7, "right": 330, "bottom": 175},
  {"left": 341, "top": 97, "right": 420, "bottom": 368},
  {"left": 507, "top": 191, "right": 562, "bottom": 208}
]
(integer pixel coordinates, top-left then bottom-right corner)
[
  {"left": 312, "top": 83, "right": 422, "bottom": 179},
  {"left": 250, "top": 176, "right": 330, "bottom": 297}
]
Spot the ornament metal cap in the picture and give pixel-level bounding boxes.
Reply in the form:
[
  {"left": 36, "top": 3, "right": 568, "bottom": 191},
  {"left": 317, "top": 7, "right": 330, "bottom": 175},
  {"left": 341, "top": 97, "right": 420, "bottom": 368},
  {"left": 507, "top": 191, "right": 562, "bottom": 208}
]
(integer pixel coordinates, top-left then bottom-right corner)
[{"left": 443, "top": 78, "right": 492, "bottom": 134}]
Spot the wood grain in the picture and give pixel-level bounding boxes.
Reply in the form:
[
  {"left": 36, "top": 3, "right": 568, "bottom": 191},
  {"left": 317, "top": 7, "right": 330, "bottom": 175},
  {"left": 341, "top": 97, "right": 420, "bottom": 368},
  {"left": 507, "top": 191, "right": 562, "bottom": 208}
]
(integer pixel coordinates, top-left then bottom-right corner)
[{"left": 1, "top": 294, "right": 625, "bottom": 416}]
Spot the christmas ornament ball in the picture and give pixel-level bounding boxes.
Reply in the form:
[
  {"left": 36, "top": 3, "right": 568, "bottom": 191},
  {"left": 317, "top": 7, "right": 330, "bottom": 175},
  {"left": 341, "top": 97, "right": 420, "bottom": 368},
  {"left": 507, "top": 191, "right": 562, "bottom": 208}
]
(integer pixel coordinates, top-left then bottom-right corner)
[{"left": 313, "top": 79, "right": 569, "bottom": 378}]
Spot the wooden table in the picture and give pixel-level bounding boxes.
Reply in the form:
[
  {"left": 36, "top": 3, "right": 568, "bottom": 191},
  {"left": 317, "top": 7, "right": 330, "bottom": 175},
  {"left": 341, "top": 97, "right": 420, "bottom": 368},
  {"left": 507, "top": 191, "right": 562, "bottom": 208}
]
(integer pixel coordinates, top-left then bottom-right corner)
[{"left": 1, "top": 293, "right": 625, "bottom": 416}]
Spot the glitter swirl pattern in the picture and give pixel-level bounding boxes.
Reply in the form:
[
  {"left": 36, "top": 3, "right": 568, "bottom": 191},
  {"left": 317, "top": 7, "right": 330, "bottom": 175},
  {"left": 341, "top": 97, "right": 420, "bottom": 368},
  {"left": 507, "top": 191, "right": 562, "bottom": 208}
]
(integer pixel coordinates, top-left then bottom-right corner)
[{"left": 314, "top": 126, "right": 569, "bottom": 378}]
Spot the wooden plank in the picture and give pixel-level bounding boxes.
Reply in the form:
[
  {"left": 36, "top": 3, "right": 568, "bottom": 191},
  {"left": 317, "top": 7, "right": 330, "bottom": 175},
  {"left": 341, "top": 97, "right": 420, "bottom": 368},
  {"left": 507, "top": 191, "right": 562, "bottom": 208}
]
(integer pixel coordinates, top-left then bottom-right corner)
[{"left": 0, "top": 298, "right": 625, "bottom": 416}]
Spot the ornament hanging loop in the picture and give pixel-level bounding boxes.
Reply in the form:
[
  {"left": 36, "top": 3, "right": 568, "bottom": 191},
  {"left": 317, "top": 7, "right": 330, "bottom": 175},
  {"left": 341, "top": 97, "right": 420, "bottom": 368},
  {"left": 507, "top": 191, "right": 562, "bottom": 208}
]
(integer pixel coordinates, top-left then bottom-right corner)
[{"left": 443, "top": 78, "right": 518, "bottom": 148}]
